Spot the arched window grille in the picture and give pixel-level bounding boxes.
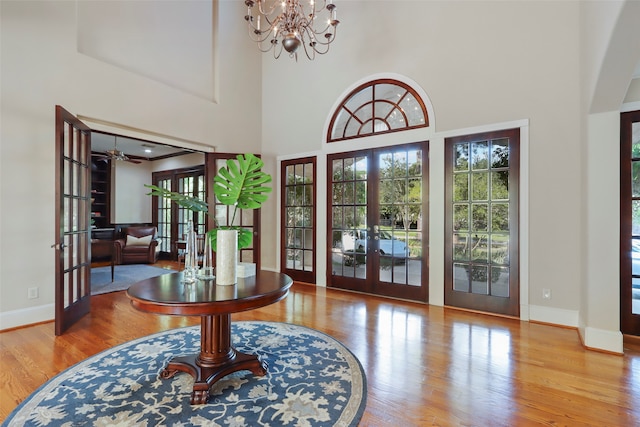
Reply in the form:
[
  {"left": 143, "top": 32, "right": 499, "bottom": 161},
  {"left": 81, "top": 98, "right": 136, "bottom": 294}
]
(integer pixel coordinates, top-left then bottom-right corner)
[{"left": 327, "top": 79, "right": 429, "bottom": 142}]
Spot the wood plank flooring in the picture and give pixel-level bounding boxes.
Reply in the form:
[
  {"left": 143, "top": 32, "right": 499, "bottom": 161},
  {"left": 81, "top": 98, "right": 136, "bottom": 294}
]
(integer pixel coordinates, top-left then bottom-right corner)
[{"left": 2, "top": 263, "right": 640, "bottom": 425}]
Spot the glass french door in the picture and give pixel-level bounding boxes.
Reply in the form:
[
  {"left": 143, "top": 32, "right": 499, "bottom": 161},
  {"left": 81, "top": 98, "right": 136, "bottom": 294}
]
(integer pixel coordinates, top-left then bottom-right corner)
[
  {"left": 444, "top": 129, "right": 520, "bottom": 317},
  {"left": 281, "top": 157, "right": 316, "bottom": 283},
  {"left": 206, "top": 153, "right": 262, "bottom": 268},
  {"left": 327, "top": 142, "right": 428, "bottom": 302},
  {"left": 621, "top": 110, "right": 640, "bottom": 335},
  {"left": 54, "top": 106, "right": 92, "bottom": 335},
  {"left": 152, "top": 166, "right": 205, "bottom": 259}
]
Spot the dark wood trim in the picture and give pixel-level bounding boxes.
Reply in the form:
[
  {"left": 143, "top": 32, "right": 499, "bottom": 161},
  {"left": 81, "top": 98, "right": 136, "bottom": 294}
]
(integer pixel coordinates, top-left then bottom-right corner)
[{"left": 326, "top": 78, "right": 429, "bottom": 143}]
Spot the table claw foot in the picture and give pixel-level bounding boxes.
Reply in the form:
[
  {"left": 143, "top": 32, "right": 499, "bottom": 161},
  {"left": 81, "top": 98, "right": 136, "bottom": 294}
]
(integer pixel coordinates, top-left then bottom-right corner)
[
  {"left": 191, "top": 389, "right": 209, "bottom": 405},
  {"left": 160, "top": 369, "right": 179, "bottom": 379},
  {"left": 255, "top": 359, "right": 268, "bottom": 376}
]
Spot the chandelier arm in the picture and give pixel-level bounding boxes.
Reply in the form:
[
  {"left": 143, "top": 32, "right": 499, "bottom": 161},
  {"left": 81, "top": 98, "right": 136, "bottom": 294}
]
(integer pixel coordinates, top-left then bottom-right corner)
[{"left": 246, "top": 0, "right": 339, "bottom": 60}]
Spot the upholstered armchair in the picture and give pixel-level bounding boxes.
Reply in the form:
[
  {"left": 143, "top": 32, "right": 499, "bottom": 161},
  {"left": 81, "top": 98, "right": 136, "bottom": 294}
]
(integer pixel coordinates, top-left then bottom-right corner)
[{"left": 114, "top": 226, "right": 160, "bottom": 264}]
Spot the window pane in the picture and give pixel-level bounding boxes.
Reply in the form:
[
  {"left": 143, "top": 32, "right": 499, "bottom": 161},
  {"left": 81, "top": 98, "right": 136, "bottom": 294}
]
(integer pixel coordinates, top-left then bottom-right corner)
[
  {"left": 454, "top": 233, "right": 469, "bottom": 261},
  {"left": 632, "top": 161, "right": 640, "bottom": 197},
  {"left": 472, "top": 172, "right": 488, "bottom": 201},
  {"left": 454, "top": 143, "right": 469, "bottom": 171},
  {"left": 453, "top": 204, "right": 469, "bottom": 231},
  {"left": 454, "top": 174, "right": 469, "bottom": 202},
  {"left": 471, "top": 265, "right": 489, "bottom": 294},
  {"left": 491, "top": 138, "right": 509, "bottom": 168},
  {"left": 453, "top": 263, "right": 469, "bottom": 292},
  {"left": 472, "top": 204, "right": 488, "bottom": 231},
  {"left": 491, "top": 267, "right": 509, "bottom": 297},
  {"left": 471, "top": 141, "right": 489, "bottom": 170},
  {"left": 492, "top": 171, "right": 509, "bottom": 200},
  {"left": 471, "top": 234, "right": 489, "bottom": 262}
]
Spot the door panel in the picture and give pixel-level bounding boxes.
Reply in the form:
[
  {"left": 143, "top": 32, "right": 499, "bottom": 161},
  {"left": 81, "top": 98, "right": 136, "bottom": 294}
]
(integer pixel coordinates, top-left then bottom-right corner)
[
  {"left": 327, "top": 142, "right": 429, "bottom": 302},
  {"left": 55, "top": 106, "right": 92, "bottom": 335},
  {"left": 621, "top": 110, "right": 640, "bottom": 334},
  {"left": 281, "top": 157, "right": 317, "bottom": 283},
  {"left": 444, "top": 129, "right": 519, "bottom": 317}
]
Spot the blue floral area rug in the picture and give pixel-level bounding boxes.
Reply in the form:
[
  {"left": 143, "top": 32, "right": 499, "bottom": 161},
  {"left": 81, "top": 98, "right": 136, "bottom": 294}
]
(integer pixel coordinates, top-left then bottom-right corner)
[
  {"left": 4, "top": 322, "right": 367, "bottom": 426},
  {"left": 91, "top": 265, "right": 175, "bottom": 295}
]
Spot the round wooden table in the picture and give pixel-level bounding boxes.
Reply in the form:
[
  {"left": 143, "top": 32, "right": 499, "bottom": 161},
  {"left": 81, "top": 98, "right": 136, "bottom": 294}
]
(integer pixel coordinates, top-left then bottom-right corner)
[{"left": 126, "top": 270, "right": 293, "bottom": 404}]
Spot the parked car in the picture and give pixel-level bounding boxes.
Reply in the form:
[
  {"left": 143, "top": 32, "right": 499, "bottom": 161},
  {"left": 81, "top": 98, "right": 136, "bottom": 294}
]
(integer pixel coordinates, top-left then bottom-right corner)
[{"left": 341, "top": 229, "right": 409, "bottom": 258}]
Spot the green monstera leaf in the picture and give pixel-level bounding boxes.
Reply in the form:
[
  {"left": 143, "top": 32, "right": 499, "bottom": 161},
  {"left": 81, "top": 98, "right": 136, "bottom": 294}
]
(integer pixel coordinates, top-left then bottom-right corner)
[
  {"left": 213, "top": 154, "right": 272, "bottom": 210},
  {"left": 145, "top": 184, "right": 208, "bottom": 212},
  {"left": 145, "top": 153, "right": 272, "bottom": 252}
]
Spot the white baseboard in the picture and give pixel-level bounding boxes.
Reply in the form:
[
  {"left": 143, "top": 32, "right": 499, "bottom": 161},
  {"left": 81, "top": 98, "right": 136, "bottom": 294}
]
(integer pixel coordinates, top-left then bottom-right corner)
[
  {"left": 529, "top": 304, "right": 580, "bottom": 327},
  {"left": 0, "top": 303, "right": 54, "bottom": 331},
  {"left": 581, "top": 326, "right": 624, "bottom": 354}
]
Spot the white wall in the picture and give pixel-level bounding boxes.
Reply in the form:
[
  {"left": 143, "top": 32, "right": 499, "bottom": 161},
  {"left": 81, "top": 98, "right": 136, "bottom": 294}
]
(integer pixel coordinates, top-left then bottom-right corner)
[
  {"left": 0, "top": 0, "right": 260, "bottom": 329},
  {"left": 262, "top": 1, "right": 582, "bottom": 319},
  {"left": 112, "top": 160, "right": 153, "bottom": 224},
  {"left": 578, "top": 0, "right": 640, "bottom": 352},
  {"left": 261, "top": 1, "right": 640, "bottom": 353}
]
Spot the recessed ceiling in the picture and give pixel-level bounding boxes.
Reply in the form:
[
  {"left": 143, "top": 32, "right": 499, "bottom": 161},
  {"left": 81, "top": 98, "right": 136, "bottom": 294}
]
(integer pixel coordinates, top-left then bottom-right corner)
[{"left": 92, "top": 132, "right": 195, "bottom": 160}]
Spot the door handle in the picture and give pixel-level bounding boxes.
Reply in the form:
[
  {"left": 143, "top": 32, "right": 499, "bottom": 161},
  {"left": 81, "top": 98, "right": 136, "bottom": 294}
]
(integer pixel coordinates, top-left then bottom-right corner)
[{"left": 51, "top": 243, "right": 66, "bottom": 250}]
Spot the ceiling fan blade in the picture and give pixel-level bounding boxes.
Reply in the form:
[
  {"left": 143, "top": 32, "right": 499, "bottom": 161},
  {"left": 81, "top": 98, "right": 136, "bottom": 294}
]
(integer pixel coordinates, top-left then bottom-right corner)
[{"left": 126, "top": 158, "right": 143, "bottom": 164}]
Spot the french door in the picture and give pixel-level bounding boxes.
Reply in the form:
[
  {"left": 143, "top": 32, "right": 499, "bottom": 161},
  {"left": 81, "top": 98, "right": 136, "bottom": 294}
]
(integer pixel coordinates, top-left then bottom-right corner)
[
  {"left": 54, "top": 106, "right": 92, "bottom": 335},
  {"left": 327, "top": 142, "right": 429, "bottom": 302},
  {"left": 152, "top": 166, "right": 206, "bottom": 259},
  {"left": 281, "top": 157, "right": 316, "bottom": 283},
  {"left": 621, "top": 110, "right": 640, "bottom": 335},
  {"left": 206, "top": 153, "right": 262, "bottom": 268},
  {"left": 444, "top": 129, "right": 520, "bottom": 317}
]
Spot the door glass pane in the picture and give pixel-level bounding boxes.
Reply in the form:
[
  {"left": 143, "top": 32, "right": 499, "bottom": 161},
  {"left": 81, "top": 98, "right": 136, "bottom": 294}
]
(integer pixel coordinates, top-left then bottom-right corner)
[
  {"left": 331, "top": 155, "right": 367, "bottom": 281},
  {"left": 376, "top": 146, "right": 423, "bottom": 286},
  {"left": 450, "top": 136, "right": 514, "bottom": 299}
]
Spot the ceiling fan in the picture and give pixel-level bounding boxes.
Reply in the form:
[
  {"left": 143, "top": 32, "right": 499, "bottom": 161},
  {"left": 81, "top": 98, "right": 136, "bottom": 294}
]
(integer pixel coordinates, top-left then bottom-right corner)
[{"left": 92, "top": 137, "right": 142, "bottom": 164}]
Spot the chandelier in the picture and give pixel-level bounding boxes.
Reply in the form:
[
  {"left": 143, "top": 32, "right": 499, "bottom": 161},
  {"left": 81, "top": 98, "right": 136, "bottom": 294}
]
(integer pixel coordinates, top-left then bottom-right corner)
[{"left": 244, "top": 0, "right": 339, "bottom": 60}]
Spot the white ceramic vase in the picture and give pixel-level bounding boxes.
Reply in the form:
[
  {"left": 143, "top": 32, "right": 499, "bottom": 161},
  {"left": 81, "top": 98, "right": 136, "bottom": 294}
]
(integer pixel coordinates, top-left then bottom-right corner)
[{"left": 215, "top": 229, "right": 237, "bottom": 286}]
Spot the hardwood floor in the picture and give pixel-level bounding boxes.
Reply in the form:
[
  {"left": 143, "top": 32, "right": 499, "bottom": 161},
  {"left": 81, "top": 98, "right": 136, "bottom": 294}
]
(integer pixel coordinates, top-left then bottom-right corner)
[{"left": 2, "top": 264, "right": 640, "bottom": 425}]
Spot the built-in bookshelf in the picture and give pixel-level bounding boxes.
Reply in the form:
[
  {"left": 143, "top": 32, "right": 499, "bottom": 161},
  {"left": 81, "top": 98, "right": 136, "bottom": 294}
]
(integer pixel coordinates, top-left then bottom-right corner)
[{"left": 91, "top": 156, "right": 111, "bottom": 228}]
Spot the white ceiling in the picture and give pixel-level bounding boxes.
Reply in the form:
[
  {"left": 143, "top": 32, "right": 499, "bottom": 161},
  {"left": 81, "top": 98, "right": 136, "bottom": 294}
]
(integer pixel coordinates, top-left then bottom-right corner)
[{"left": 92, "top": 132, "right": 196, "bottom": 160}]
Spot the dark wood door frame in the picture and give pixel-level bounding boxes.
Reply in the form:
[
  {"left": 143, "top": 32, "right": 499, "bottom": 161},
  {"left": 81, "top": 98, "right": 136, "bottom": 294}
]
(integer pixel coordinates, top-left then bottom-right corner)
[
  {"left": 620, "top": 110, "right": 640, "bottom": 335},
  {"left": 444, "top": 128, "right": 520, "bottom": 317},
  {"left": 326, "top": 142, "right": 429, "bottom": 302}
]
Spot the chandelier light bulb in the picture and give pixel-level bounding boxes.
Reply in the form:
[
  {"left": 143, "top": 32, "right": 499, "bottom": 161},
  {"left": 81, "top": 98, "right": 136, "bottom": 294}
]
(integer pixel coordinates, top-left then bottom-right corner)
[{"left": 245, "top": 0, "right": 339, "bottom": 60}]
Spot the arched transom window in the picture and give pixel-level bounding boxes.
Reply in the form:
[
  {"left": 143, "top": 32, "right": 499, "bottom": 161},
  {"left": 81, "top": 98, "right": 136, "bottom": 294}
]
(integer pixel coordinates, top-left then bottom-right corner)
[{"left": 327, "top": 79, "right": 429, "bottom": 142}]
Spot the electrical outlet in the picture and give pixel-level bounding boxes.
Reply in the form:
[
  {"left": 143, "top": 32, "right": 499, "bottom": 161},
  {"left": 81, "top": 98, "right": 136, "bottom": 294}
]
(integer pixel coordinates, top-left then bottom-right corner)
[
  {"left": 28, "top": 287, "right": 39, "bottom": 299},
  {"left": 542, "top": 288, "right": 551, "bottom": 299}
]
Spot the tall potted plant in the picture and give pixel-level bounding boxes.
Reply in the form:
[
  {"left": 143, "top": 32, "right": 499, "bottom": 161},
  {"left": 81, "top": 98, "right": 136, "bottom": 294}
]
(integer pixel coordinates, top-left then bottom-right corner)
[{"left": 146, "top": 153, "right": 272, "bottom": 283}]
